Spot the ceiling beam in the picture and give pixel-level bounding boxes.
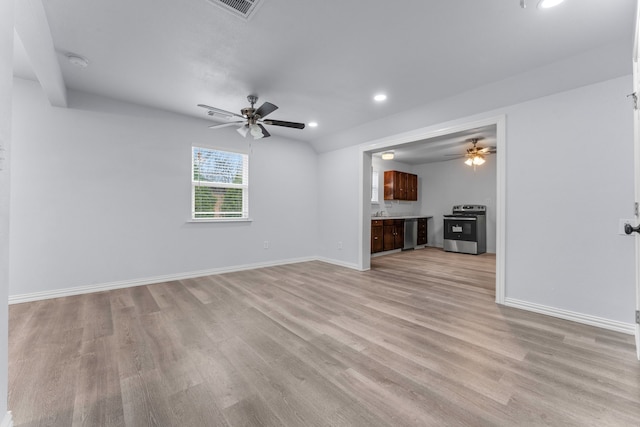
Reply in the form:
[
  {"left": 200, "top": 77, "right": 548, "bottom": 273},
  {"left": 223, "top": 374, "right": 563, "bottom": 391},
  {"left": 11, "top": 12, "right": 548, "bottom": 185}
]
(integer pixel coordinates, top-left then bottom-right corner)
[{"left": 14, "top": 0, "right": 67, "bottom": 107}]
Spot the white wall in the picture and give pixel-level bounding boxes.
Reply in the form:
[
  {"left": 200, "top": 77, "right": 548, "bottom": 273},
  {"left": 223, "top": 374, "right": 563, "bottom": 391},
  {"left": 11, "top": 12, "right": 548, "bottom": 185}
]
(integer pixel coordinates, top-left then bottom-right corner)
[
  {"left": 10, "top": 78, "right": 319, "bottom": 296},
  {"left": 415, "top": 156, "right": 497, "bottom": 252},
  {"left": 317, "top": 146, "right": 361, "bottom": 268},
  {"left": 318, "top": 75, "right": 636, "bottom": 325},
  {"left": 0, "top": 0, "right": 12, "bottom": 422},
  {"left": 504, "top": 77, "right": 634, "bottom": 321}
]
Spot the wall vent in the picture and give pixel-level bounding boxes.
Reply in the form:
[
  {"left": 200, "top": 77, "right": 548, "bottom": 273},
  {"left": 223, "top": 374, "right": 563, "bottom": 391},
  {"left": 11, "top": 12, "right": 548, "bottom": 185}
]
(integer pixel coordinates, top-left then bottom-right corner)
[{"left": 207, "top": 0, "right": 264, "bottom": 21}]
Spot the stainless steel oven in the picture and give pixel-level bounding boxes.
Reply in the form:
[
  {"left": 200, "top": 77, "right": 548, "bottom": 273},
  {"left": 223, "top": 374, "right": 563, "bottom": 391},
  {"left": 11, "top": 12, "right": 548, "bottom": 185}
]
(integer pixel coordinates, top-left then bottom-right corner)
[{"left": 443, "top": 205, "right": 486, "bottom": 255}]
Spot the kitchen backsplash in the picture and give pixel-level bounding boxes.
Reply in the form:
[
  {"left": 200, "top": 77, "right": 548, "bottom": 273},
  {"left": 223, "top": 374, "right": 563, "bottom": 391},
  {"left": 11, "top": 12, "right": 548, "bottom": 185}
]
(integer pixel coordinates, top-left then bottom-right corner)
[{"left": 371, "top": 201, "right": 419, "bottom": 217}]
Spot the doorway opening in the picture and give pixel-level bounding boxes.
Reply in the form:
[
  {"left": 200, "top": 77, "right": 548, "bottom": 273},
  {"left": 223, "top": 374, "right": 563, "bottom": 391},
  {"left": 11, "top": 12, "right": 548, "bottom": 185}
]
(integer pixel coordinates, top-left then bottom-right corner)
[{"left": 358, "top": 115, "right": 506, "bottom": 304}]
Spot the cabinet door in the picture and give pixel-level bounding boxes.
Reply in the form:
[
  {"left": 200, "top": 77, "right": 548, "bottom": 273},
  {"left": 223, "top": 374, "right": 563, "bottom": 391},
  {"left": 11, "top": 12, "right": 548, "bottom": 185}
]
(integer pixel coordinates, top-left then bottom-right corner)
[
  {"left": 395, "top": 172, "right": 408, "bottom": 200},
  {"left": 408, "top": 174, "right": 418, "bottom": 201},
  {"left": 371, "top": 225, "right": 383, "bottom": 253},
  {"left": 394, "top": 220, "right": 405, "bottom": 249},
  {"left": 383, "top": 224, "right": 395, "bottom": 251},
  {"left": 383, "top": 171, "right": 395, "bottom": 200}
]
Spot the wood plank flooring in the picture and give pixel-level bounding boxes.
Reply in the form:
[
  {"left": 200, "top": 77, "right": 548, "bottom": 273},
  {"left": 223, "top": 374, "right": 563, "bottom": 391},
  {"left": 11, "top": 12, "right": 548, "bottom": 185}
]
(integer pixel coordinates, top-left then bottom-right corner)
[{"left": 8, "top": 247, "right": 640, "bottom": 426}]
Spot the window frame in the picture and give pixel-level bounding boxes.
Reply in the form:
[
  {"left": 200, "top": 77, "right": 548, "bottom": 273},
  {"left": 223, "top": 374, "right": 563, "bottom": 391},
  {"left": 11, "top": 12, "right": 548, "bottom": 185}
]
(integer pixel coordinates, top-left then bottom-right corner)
[
  {"left": 191, "top": 146, "right": 249, "bottom": 221},
  {"left": 371, "top": 169, "right": 379, "bottom": 203}
]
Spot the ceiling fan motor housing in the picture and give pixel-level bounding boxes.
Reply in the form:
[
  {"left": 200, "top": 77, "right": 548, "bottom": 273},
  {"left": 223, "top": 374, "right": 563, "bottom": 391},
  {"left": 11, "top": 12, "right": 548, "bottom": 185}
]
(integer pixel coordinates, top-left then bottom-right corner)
[{"left": 241, "top": 107, "right": 255, "bottom": 118}]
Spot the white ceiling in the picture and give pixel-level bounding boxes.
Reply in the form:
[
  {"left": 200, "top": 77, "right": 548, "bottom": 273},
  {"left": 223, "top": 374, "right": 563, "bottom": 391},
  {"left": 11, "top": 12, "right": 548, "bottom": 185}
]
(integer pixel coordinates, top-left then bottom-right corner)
[
  {"left": 375, "top": 124, "right": 497, "bottom": 165},
  {"left": 12, "top": 0, "right": 636, "bottom": 159}
]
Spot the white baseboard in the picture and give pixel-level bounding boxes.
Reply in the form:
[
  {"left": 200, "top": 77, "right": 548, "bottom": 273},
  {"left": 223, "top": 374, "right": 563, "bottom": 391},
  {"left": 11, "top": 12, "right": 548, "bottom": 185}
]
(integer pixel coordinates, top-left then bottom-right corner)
[
  {"left": 314, "top": 257, "right": 361, "bottom": 271},
  {"left": 504, "top": 297, "right": 636, "bottom": 335},
  {"left": 8, "top": 256, "right": 319, "bottom": 304},
  {"left": 1, "top": 411, "right": 13, "bottom": 427}
]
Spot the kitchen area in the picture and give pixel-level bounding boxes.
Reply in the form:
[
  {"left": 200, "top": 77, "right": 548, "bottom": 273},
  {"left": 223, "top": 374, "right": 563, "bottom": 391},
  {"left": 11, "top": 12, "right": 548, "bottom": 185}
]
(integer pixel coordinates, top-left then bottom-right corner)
[
  {"left": 369, "top": 126, "right": 497, "bottom": 259},
  {"left": 370, "top": 168, "right": 433, "bottom": 254}
]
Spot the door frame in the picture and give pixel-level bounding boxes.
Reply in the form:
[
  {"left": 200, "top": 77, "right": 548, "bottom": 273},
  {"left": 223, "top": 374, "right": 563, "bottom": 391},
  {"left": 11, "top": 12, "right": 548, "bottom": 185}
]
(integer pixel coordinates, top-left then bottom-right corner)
[
  {"left": 632, "top": 0, "right": 640, "bottom": 360},
  {"left": 357, "top": 114, "right": 506, "bottom": 305}
]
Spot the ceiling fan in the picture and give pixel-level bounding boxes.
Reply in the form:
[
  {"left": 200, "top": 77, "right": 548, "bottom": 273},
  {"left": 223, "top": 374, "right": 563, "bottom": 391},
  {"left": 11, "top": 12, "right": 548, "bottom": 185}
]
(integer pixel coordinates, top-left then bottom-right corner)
[
  {"left": 197, "top": 95, "right": 305, "bottom": 140},
  {"left": 447, "top": 138, "right": 496, "bottom": 167}
]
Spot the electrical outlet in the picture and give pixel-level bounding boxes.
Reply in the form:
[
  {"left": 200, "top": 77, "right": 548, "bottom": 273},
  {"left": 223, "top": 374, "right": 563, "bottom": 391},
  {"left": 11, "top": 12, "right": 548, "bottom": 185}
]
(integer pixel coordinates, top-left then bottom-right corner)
[
  {"left": 618, "top": 219, "right": 635, "bottom": 236},
  {"left": 263, "top": 240, "right": 269, "bottom": 249},
  {"left": 338, "top": 241, "right": 343, "bottom": 250}
]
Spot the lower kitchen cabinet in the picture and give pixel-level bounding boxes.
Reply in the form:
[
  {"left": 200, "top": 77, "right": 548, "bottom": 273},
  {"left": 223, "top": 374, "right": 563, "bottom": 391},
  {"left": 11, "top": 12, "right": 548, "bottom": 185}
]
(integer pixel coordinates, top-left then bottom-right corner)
[
  {"left": 371, "top": 220, "right": 383, "bottom": 253},
  {"left": 417, "top": 217, "right": 428, "bottom": 245},
  {"left": 372, "top": 217, "right": 429, "bottom": 254},
  {"left": 383, "top": 219, "right": 404, "bottom": 251}
]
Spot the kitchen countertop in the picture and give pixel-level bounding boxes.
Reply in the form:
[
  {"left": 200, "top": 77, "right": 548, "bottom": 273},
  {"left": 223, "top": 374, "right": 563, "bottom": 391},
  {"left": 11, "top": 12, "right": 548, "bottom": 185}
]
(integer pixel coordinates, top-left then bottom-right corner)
[{"left": 371, "top": 215, "right": 433, "bottom": 220}]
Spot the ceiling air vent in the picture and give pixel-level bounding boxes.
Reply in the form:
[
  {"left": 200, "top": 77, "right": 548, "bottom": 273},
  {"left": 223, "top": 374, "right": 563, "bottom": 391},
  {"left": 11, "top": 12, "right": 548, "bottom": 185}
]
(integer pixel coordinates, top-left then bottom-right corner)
[{"left": 207, "top": 0, "right": 264, "bottom": 21}]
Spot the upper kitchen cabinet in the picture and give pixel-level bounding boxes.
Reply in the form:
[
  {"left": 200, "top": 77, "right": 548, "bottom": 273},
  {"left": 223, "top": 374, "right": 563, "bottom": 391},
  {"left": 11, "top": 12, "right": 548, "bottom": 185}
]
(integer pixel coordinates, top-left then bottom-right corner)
[{"left": 384, "top": 170, "right": 418, "bottom": 201}]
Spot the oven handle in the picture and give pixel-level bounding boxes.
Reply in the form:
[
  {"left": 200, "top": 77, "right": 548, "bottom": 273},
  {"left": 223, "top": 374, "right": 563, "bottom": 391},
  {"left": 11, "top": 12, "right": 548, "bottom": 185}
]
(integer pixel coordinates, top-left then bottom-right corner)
[{"left": 444, "top": 217, "right": 477, "bottom": 221}]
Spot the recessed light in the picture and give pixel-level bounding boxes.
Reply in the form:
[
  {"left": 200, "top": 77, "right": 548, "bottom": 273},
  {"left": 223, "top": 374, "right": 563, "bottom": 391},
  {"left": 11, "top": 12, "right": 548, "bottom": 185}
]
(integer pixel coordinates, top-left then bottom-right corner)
[
  {"left": 538, "top": 0, "right": 564, "bottom": 9},
  {"left": 308, "top": 122, "right": 318, "bottom": 128},
  {"left": 374, "top": 94, "right": 387, "bottom": 102},
  {"left": 66, "top": 53, "right": 89, "bottom": 68}
]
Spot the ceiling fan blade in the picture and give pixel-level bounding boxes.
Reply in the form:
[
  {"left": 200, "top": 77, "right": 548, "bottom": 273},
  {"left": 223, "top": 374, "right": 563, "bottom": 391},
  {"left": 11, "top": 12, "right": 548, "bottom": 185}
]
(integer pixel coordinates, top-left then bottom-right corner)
[
  {"left": 263, "top": 119, "right": 305, "bottom": 129},
  {"left": 197, "top": 104, "right": 245, "bottom": 119},
  {"left": 257, "top": 124, "right": 271, "bottom": 138},
  {"left": 478, "top": 146, "right": 496, "bottom": 153},
  {"left": 208, "top": 121, "right": 244, "bottom": 129},
  {"left": 255, "top": 102, "right": 278, "bottom": 119}
]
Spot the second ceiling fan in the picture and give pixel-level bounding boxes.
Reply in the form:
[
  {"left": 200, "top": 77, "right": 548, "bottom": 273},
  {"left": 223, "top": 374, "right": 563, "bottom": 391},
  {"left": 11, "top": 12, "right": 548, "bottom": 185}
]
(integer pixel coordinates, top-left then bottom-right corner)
[
  {"left": 446, "top": 138, "right": 496, "bottom": 169},
  {"left": 198, "top": 95, "right": 305, "bottom": 140}
]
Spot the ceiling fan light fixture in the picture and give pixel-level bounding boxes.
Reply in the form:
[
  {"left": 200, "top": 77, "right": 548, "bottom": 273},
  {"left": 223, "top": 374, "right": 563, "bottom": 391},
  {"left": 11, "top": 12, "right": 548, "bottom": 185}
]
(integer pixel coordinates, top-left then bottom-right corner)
[
  {"left": 250, "top": 124, "right": 263, "bottom": 139},
  {"left": 308, "top": 122, "right": 318, "bottom": 128},
  {"left": 381, "top": 151, "right": 394, "bottom": 160},
  {"left": 465, "top": 157, "right": 474, "bottom": 166},
  {"left": 537, "top": 0, "right": 564, "bottom": 9},
  {"left": 237, "top": 126, "right": 249, "bottom": 137},
  {"left": 473, "top": 155, "right": 486, "bottom": 166}
]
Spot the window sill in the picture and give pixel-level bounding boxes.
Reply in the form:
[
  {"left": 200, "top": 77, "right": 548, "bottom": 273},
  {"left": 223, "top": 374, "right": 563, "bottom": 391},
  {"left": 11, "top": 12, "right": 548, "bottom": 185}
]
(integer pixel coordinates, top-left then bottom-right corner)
[{"left": 187, "top": 218, "right": 253, "bottom": 223}]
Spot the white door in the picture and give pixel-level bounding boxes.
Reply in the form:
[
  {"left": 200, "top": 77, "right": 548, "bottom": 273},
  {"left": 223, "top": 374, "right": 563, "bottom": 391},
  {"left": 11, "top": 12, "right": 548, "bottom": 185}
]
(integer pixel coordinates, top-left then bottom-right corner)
[{"left": 633, "top": 0, "right": 640, "bottom": 360}]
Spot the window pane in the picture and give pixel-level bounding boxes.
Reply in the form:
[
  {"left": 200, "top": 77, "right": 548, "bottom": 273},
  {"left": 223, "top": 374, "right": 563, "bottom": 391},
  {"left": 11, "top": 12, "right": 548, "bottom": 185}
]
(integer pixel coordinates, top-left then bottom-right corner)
[
  {"left": 193, "top": 147, "right": 246, "bottom": 185},
  {"left": 194, "top": 186, "right": 245, "bottom": 218},
  {"left": 371, "top": 170, "right": 379, "bottom": 202}
]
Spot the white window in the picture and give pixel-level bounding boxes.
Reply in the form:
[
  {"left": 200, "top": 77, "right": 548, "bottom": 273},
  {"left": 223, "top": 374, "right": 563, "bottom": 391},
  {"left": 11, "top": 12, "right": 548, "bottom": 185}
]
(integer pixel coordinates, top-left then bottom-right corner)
[
  {"left": 192, "top": 147, "right": 249, "bottom": 219},
  {"left": 371, "top": 169, "right": 379, "bottom": 203}
]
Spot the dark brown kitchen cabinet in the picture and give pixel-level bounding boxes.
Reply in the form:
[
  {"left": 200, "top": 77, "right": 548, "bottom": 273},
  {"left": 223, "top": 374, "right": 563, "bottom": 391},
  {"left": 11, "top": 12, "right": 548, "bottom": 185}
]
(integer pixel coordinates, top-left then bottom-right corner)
[
  {"left": 417, "top": 217, "right": 428, "bottom": 245},
  {"left": 371, "top": 220, "right": 384, "bottom": 253},
  {"left": 382, "top": 219, "right": 404, "bottom": 251},
  {"left": 384, "top": 170, "right": 418, "bottom": 201},
  {"left": 407, "top": 173, "right": 418, "bottom": 201}
]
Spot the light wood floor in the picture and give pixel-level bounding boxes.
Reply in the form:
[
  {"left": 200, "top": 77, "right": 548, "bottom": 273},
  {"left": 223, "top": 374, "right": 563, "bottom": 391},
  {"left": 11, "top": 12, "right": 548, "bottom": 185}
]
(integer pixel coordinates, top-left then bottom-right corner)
[{"left": 8, "top": 247, "right": 640, "bottom": 426}]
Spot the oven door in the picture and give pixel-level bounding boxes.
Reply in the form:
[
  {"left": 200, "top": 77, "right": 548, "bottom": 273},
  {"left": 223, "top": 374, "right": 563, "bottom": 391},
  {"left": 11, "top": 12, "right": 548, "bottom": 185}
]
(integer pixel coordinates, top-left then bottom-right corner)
[{"left": 443, "top": 216, "right": 477, "bottom": 242}]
